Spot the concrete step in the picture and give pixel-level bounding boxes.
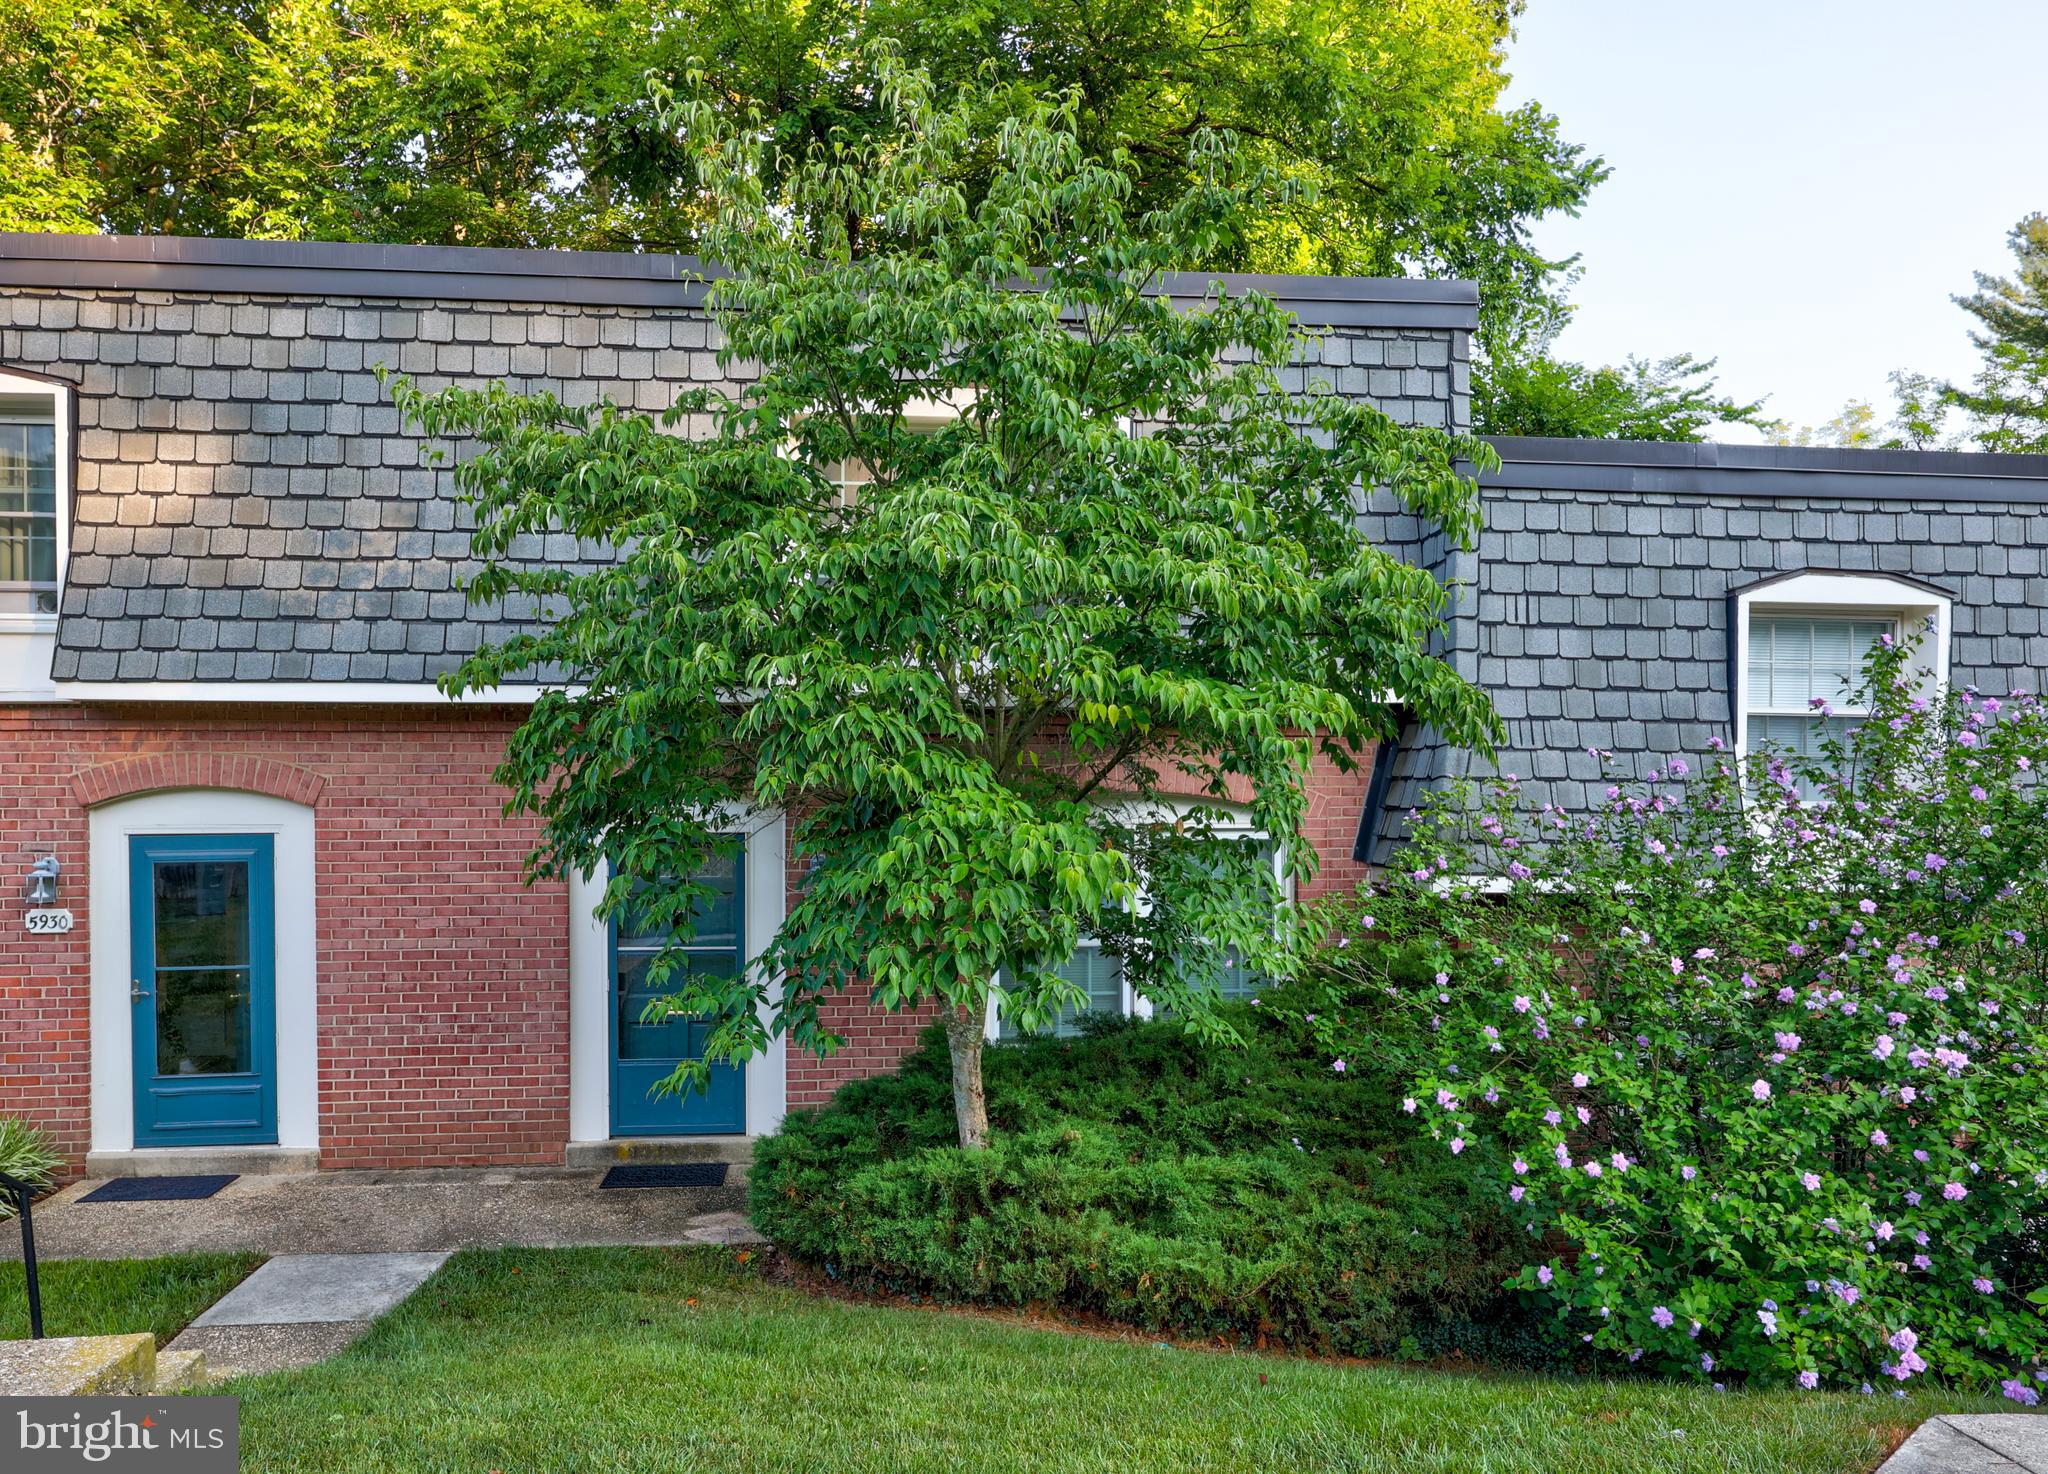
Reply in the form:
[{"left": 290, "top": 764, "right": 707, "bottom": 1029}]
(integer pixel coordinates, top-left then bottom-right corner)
[
  {"left": 564, "top": 1137, "right": 755, "bottom": 1169},
  {"left": 83, "top": 1145, "right": 319, "bottom": 1179},
  {"left": 0, "top": 1333, "right": 156, "bottom": 1395},
  {"left": 151, "top": 1347, "right": 209, "bottom": 1392}
]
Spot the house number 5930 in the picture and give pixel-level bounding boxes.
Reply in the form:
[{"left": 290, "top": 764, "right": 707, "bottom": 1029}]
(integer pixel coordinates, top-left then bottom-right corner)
[{"left": 24, "top": 908, "right": 74, "bottom": 934}]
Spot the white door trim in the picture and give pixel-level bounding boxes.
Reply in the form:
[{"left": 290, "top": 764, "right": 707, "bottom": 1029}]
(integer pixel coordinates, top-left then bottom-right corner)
[
  {"left": 88, "top": 789, "right": 319, "bottom": 1154},
  {"left": 567, "top": 807, "right": 789, "bottom": 1143}
]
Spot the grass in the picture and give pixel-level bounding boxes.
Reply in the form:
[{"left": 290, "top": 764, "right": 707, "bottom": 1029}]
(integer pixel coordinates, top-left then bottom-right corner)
[
  {"left": 0, "top": 1252, "right": 264, "bottom": 1341},
  {"left": 228, "top": 1247, "right": 2007, "bottom": 1474}
]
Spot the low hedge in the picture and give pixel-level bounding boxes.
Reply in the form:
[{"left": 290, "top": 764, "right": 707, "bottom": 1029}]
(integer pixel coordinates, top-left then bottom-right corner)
[{"left": 750, "top": 998, "right": 1549, "bottom": 1362}]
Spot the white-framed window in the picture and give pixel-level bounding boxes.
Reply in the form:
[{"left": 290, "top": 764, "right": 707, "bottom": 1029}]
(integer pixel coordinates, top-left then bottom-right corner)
[
  {"left": 813, "top": 393, "right": 971, "bottom": 508},
  {"left": 0, "top": 370, "right": 67, "bottom": 621},
  {"left": 988, "top": 819, "right": 1287, "bottom": 1041},
  {"left": 1731, "top": 572, "right": 1952, "bottom": 798}
]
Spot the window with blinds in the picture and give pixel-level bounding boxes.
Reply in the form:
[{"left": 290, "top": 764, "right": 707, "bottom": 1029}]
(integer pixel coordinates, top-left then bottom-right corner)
[
  {"left": 0, "top": 393, "right": 58, "bottom": 614},
  {"left": 1744, "top": 614, "right": 1895, "bottom": 796},
  {"left": 996, "top": 944, "right": 1127, "bottom": 1039}
]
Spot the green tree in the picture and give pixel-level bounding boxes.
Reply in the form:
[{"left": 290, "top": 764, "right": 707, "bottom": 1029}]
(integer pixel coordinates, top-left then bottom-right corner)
[
  {"left": 1477, "top": 348, "right": 1766, "bottom": 441},
  {"left": 1942, "top": 214, "right": 2048, "bottom": 453},
  {"left": 394, "top": 68, "right": 1497, "bottom": 1149},
  {"left": 1766, "top": 371, "right": 1966, "bottom": 452},
  {"left": 0, "top": 0, "right": 1598, "bottom": 329}
]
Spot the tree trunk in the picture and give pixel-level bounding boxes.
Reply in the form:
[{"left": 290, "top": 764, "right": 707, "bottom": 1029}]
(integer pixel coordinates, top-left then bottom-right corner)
[{"left": 944, "top": 1007, "right": 990, "bottom": 1150}]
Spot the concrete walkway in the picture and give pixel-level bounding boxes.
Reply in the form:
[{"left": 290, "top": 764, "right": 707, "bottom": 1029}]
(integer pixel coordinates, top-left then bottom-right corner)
[
  {"left": 167, "top": 1252, "right": 451, "bottom": 1378},
  {"left": 1877, "top": 1415, "right": 2048, "bottom": 1473},
  {"left": 2, "top": 1166, "right": 763, "bottom": 1262}
]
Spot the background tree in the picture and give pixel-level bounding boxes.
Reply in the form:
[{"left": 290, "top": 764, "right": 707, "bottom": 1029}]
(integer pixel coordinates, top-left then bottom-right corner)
[
  {"left": 1941, "top": 213, "right": 2048, "bottom": 453},
  {"left": 1762, "top": 372, "right": 1962, "bottom": 452},
  {"left": 0, "top": 0, "right": 1598, "bottom": 328},
  {"left": 1472, "top": 275, "right": 1767, "bottom": 441},
  {"left": 395, "top": 66, "right": 1497, "bottom": 1149}
]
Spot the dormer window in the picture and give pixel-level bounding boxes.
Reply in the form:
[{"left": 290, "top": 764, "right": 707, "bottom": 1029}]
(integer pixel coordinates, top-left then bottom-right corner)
[
  {"left": 0, "top": 383, "right": 59, "bottom": 616},
  {"left": 1730, "top": 571, "right": 1952, "bottom": 799}
]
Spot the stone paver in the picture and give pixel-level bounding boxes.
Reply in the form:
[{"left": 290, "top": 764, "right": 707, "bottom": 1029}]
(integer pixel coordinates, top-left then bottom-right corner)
[
  {"left": 191, "top": 1252, "right": 450, "bottom": 1327},
  {"left": 2, "top": 1166, "right": 762, "bottom": 1262},
  {"left": 0, "top": 1333, "right": 155, "bottom": 1395},
  {"left": 1878, "top": 1416, "right": 2048, "bottom": 1474}
]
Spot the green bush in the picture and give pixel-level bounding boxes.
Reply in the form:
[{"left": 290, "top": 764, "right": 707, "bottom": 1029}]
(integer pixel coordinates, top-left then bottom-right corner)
[
  {"left": 0, "top": 1118, "right": 59, "bottom": 1219},
  {"left": 1298, "top": 635, "right": 2048, "bottom": 1400},
  {"left": 751, "top": 1002, "right": 1548, "bottom": 1362}
]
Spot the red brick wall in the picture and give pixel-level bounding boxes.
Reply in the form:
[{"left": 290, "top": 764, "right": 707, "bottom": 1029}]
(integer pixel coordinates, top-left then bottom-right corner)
[
  {"left": 0, "top": 701, "right": 565, "bottom": 1174},
  {"left": 0, "top": 702, "right": 1376, "bottom": 1166}
]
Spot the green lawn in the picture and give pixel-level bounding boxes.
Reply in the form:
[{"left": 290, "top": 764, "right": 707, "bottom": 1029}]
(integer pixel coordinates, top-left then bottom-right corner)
[
  {"left": 226, "top": 1247, "right": 2006, "bottom": 1474},
  {"left": 0, "top": 1252, "right": 263, "bottom": 1341}
]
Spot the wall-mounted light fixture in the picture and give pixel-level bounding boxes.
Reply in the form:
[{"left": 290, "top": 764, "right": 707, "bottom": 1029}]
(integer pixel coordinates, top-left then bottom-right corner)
[{"left": 25, "top": 856, "right": 59, "bottom": 906}]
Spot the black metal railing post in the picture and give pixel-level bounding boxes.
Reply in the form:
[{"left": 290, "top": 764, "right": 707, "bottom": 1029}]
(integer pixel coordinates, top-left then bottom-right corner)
[{"left": 1, "top": 1172, "right": 42, "bottom": 1339}]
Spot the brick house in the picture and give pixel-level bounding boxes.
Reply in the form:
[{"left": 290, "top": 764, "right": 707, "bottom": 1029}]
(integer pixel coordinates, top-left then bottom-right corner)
[{"left": 1, "top": 234, "right": 2043, "bottom": 1178}]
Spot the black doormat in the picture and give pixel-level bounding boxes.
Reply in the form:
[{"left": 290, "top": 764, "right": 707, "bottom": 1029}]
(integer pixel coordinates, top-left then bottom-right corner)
[
  {"left": 79, "top": 1174, "right": 237, "bottom": 1203},
  {"left": 599, "top": 1163, "right": 729, "bottom": 1190}
]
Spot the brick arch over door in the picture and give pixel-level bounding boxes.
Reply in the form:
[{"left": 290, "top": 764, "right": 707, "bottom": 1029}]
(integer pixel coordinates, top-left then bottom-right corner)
[{"left": 70, "top": 754, "right": 328, "bottom": 809}]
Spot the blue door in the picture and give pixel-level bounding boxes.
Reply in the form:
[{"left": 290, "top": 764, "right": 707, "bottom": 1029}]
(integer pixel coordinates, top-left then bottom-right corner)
[
  {"left": 130, "top": 835, "right": 277, "bottom": 1147},
  {"left": 609, "top": 842, "right": 746, "bottom": 1135}
]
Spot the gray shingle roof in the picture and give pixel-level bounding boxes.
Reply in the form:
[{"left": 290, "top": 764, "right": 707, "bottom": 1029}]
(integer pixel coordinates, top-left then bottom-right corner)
[
  {"left": 0, "top": 234, "right": 1471, "bottom": 686},
  {"left": 1361, "top": 440, "right": 2048, "bottom": 862}
]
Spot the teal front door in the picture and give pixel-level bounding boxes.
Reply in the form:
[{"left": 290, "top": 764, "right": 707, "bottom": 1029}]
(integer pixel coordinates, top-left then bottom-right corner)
[
  {"left": 130, "top": 834, "right": 277, "bottom": 1147},
  {"left": 609, "top": 843, "right": 746, "bottom": 1135}
]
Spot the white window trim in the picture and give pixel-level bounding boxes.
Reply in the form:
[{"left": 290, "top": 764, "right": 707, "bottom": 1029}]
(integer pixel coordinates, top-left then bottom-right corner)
[
  {"left": 982, "top": 796, "right": 1291, "bottom": 1041},
  {"left": 1731, "top": 572, "right": 1951, "bottom": 772},
  {"left": 567, "top": 804, "right": 788, "bottom": 1144},
  {"left": 87, "top": 789, "right": 319, "bottom": 1155},
  {"left": 0, "top": 369, "right": 70, "bottom": 701}
]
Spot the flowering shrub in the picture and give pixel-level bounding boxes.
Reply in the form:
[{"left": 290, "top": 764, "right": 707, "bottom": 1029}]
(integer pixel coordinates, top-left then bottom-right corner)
[{"left": 1304, "top": 635, "right": 2048, "bottom": 1398}]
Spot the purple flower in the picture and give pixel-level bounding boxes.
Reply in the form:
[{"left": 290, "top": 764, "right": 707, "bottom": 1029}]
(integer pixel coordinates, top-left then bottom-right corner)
[
  {"left": 1572, "top": 1072, "right": 1590, "bottom": 1088},
  {"left": 1651, "top": 1306, "right": 1675, "bottom": 1329},
  {"left": 1332, "top": 1059, "right": 1346, "bottom": 1074},
  {"left": 1872, "top": 1035, "right": 1895, "bottom": 1061},
  {"left": 1943, "top": 1182, "right": 1968, "bottom": 1201},
  {"left": 1536, "top": 1265, "right": 1554, "bottom": 1286},
  {"left": 1974, "top": 1277, "right": 1996, "bottom": 1294},
  {"left": 1870, "top": 1129, "right": 1888, "bottom": 1146},
  {"left": 1858, "top": 898, "right": 1877, "bottom": 914},
  {"left": 1800, "top": 1172, "right": 1822, "bottom": 1192},
  {"left": 1513, "top": 995, "right": 1531, "bottom": 1013},
  {"left": 2002, "top": 1380, "right": 2042, "bottom": 1407},
  {"left": 1401, "top": 1097, "right": 1417, "bottom": 1114},
  {"left": 1512, "top": 1158, "right": 1529, "bottom": 1175},
  {"left": 1751, "top": 1079, "right": 1772, "bottom": 1102},
  {"left": 1798, "top": 1370, "right": 1820, "bottom": 1390},
  {"left": 1680, "top": 1165, "right": 1698, "bottom": 1181}
]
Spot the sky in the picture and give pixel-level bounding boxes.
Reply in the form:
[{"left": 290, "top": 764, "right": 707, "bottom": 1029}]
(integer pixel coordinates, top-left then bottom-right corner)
[{"left": 1501, "top": 1, "right": 2048, "bottom": 439}]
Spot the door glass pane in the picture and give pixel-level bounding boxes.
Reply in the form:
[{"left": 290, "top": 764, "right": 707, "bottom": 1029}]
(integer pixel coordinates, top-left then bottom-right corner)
[
  {"left": 616, "top": 952, "right": 737, "bottom": 1059},
  {"left": 152, "top": 860, "right": 251, "bottom": 966},
  {"left": 156, "top": 966, "right": 253, "bottom": 1075},
  {"left": 615, "top": 851, "right": 739, "bottom": 950},
  {"left": 152, "top": 859, "right": 253, "bottom": 1075}
]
